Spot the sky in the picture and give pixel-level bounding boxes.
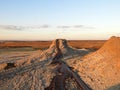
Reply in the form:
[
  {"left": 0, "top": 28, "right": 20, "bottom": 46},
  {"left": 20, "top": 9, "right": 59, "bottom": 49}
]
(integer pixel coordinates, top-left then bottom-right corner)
[{"left": 0, "top": 0, "right": 120, "bottom": 40}]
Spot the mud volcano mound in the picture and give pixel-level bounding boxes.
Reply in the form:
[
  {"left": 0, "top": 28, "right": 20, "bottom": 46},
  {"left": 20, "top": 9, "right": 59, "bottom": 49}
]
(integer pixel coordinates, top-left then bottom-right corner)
[
  {"left": 41, "top": 39, "right": 89, "bottom": 60},
  {"left": 71, "top": 36, "right": 120, "bottom": 90},
  {"left": 0, "top": 39, "right": 90, "bottom": 90}
]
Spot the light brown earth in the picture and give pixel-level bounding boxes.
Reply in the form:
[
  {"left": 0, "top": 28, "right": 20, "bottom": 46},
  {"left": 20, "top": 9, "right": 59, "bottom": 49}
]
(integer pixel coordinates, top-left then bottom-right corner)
[
  {"left": 0, "top": 36, "right": 119, "bottom": 90},
  {"left": 0, "top": 39, "right": 91, "bottom": 90},
  {"left": 66, "top": 36, "right": 120, "bottom": 90}
]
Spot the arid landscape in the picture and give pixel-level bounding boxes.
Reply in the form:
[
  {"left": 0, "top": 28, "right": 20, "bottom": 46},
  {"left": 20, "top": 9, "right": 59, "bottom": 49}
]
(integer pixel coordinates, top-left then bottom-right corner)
[
  {"left": 0, "top": 0, "right": 120, "bottom": 90},
  {"left": 0, "top": 36, "right": 119, "bottom": 90},
  {"left": 0, "top": 40, "right": 105, "bottom": 49}
]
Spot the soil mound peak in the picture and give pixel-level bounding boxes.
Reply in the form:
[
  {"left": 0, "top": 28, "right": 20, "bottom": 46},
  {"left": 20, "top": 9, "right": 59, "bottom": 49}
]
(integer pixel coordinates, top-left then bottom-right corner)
[
  {"left": 41, "top": 39, "right": 89, "bottom": 61},
  {"left": 50, "top": 39, "right": 68, "bottom": 49},
  {"left": 49, "top": 39, "right": 73, "bottom": 55},
  {"left": 98, "top": 36, "right": 120, "bottom": 56}
]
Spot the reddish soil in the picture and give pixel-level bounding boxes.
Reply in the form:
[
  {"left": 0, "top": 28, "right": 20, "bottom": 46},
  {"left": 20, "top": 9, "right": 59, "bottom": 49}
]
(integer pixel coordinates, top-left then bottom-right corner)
[{"left": 0, "top": 40, "right": 105, "bottom": 49}]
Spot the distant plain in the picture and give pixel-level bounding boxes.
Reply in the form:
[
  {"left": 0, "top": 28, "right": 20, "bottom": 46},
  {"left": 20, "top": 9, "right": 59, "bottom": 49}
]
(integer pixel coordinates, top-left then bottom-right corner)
[{"left": 0, "top": 40, "right": 106, "bottom": 54}]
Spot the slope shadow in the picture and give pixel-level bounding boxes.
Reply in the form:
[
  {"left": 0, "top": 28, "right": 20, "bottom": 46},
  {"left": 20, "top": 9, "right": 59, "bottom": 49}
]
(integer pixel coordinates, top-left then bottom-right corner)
[{"left": 107, "top": 84, "right": 120, "bottom": 90}]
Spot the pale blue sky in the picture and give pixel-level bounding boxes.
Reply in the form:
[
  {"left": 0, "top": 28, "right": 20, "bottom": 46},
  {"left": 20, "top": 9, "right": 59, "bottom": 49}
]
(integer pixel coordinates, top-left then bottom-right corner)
[{"left": 0, "top": 0, "right": 120, "bottom": 40}]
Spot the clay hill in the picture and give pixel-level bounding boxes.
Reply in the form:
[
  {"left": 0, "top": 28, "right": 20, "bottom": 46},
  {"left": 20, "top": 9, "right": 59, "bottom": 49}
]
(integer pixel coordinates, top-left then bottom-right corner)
[
  {"left": 67, "top": 36, "right": 120, "bottom": 90},
  {"left": 0, "top": 39, "right": 91, "bottom": 90}
]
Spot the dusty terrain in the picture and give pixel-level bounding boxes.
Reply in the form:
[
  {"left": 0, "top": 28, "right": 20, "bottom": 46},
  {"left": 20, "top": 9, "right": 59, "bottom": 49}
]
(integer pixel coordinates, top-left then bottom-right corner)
[
  {"left": 0, "top": 39, "right": 91, "bottom": 90},
  {"left": 66, "top": 36, "right": 120, "bottom": 90},
  {"left": 0, "top": 37, "right": 119, "bottom": 90}
]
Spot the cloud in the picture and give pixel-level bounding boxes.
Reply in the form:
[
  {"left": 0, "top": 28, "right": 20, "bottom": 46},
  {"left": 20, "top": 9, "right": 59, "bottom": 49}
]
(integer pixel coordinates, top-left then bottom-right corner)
[
  {"left": 40, "top": 24, "right": 50, "bottom": 28},
  {"left": 73, "top": 25, "right": 84, "bottom": 28},
  {"left": 0, "top": 24, "right": 51, "bottom": 31},
  {"left": 0, "top": 25, "right": 24, "bottom": 30},
  {"left": 0, "top": 24, "right": 95, "bottom": 31},
  {"left": 57, "top": 25, "right": 71, "bottom": 29},
  {"left": 57, "top": 25, "right": 95, "bottom": 29},
  {"left": 31, "top": 24, "right": 50, "bottom": 29},
  {"left": 73, "top": 25, "right": 95, "bottom": 29},
  {"left": 0, "top": 24, "right": 50, "bottom": 30}
]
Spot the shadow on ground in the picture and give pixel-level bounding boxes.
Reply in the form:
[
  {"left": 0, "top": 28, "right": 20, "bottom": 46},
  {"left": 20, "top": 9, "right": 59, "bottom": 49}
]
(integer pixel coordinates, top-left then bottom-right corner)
[{"left": 107, "top": 84, "right": 120, "bottom": 90}]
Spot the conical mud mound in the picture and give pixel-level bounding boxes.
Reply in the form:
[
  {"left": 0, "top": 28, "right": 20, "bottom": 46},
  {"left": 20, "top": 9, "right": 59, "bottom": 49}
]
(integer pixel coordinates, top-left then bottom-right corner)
[
  {"left": 0, "top": 39, "right": 91, "bottom": 90},
  {"left": 70, "top": 36, "right": 120, "bottom": 90},
  {"left": 41, "top": 39, "right": 89, "bottom": 61}
]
